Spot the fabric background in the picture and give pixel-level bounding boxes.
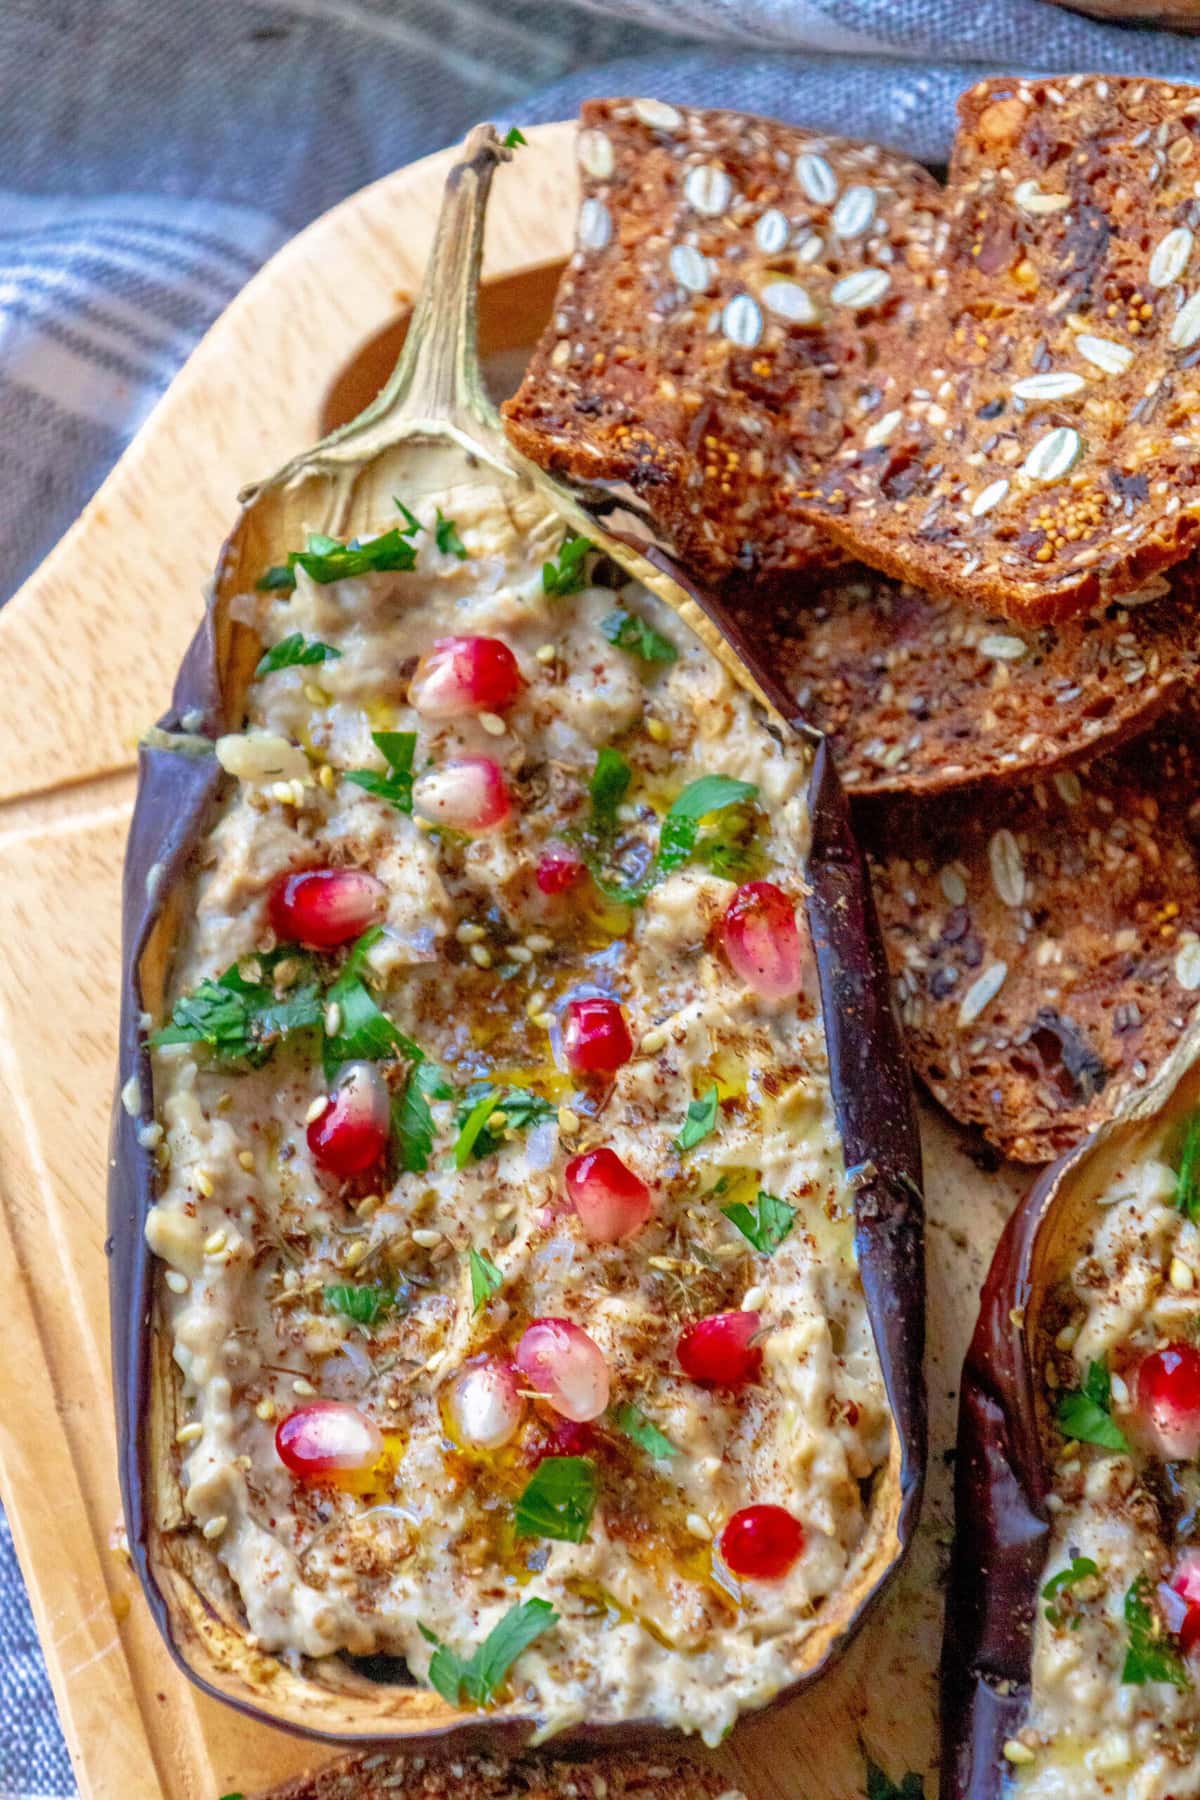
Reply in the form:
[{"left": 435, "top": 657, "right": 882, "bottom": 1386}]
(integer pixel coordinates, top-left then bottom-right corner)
[{"left": 2, "top": 0, "right": 1198, "bottom": 1792}]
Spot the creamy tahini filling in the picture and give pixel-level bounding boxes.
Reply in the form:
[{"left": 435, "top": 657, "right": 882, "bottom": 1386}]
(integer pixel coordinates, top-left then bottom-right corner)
[
  {"left": 143, "top": 479, "right": 888, "bottom": 1742},
  {"left": 1018, "top": 1126, "right": 1200, "bottom": 1797}
]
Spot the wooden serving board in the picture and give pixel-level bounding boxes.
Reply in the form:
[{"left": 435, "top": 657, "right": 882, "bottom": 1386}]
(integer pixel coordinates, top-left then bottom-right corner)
[{"left": 0, "top": 122, "right": 1029, "bottom": 1800}]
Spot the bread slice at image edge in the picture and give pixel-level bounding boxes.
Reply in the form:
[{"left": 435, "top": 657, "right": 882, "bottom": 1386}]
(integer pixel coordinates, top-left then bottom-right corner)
[{"left": 254, "top": 1749, "right": 748, "bottom": 1800}]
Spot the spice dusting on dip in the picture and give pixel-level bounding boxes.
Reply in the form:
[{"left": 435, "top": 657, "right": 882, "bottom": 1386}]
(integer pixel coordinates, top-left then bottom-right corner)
[
  {"left": 1018, "top": 1119, "right": 1200, "bottom": 1796},
  {"left": 143, "top": 479, "right": 888, "bottom": 1742}
]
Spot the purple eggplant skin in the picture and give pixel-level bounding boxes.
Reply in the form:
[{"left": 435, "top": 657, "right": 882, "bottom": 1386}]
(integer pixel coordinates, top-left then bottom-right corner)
[
  {"left": 108, "top": 547, "right": 925, "bottom": 1742},
  {"left": 939, "top": 1145, "right": 1091, "bottom": 1800}
]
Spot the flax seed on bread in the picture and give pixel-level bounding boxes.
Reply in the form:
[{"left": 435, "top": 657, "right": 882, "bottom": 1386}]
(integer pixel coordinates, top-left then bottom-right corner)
[
  {"left": 503, "top": 98, "right": 944, "bottom": 589},
  {"left": 255, "top": 1749, "right": 747, "bottom": 1800},
  {"left": 797, "top": 75, "right": 1200, "bottom": 626}
]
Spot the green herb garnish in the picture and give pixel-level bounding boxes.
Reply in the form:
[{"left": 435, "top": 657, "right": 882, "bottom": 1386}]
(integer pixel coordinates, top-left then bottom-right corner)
[
  {"left": 722, "top": 1190, "right": 796, "bottom": 1255},
  {"left": 394, "top": 498, "right": 422, "bottom": 535},
  {"left": 865, "top": 1762, "right": 925, "bottom": 1800},
  {"left": 151, "top": 959, "right": 322, "bottom": 1066},
  {"left": 453, "top": 1084, "right": 557, "bottom": 1166},
  {"left": 503, "top": 126, "right": 527, "bottom": 148},
  {"left": 609, "top": 1402, "right": 677, "bottom": 1461},
  {"left": 1056, "top": 1359, "right": 1131, "bottom": 1453},
  {"left": 542, "top": 534, "right": 592, "bottom": 597},
  {"left": 601, "top": 608, "right": 678, "bottom": 666},
  {"left": 675, "top": 1085, "right": 720, "bottom": 1154},
  {"left": 583, "top": 761, "right": 758, "bottom": 906},
  {"left": 1177, "top": 1111, "right": 1200, "bottom": 1225},
  {"left": 419, "top": 1597, "right": 558, "bottom": 1708},
  {"left": 1042, "top": 1554, "right": 1099, "bottom": 1626},
  {"left": 254, "top": 633, "right": 342, "bottom": 678},
  {"left": 589, "top": 746, "right": 633, "bottom": 829},
  {"left": 514, "top": 1456, "right": 598, "bottom": 1544},
  {"left": 435, "top": 508, "right": 467, "bottom": 560},
  {"left": 1122, "top": 1574, "right": 1191, "bottom": 1688},
  {"left": 323, "top": 1283, "right": 401, "bottom": 1328},
  {"left": 468, "top": 1247, "right": 503, "bottom": 1314},
  {"left": 392, "top": 1057, "right": 453, "bottom": 1174},
  {"left": 344, "top": 730, "right": 416, "bottom": 815},
  {"left": 257, "top": 527, "right": 418, "bottom": 592}
]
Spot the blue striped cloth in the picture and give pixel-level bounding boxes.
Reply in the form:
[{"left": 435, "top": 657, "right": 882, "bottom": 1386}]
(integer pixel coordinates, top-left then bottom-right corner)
[{"left": 4, "top": 0, "right": 1199, "bottom": 1792}]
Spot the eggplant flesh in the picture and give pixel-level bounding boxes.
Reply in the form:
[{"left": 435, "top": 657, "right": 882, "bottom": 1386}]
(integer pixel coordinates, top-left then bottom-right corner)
[
  {"left": 109, "top": 127, "right": 924, "bottom": 1747},
  {"left": 943, "top": 1031, "right": 1200, "bottom": 1800}
]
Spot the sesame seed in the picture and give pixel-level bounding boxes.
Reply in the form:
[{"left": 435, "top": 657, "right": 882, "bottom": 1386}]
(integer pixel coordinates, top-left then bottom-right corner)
[
  {"left": 742, "top": 1285, "right": 767, "bottom": 1312},
  {"left": 318, "top": 763, "right": 336, "bottom": 793},
  {"left": 165, "top": 1271, "right": 190, "bottom": 1295},
  {"left": 203, "top": 1229, "right": 227, "bottom": 1257},
  {"left": 305, "top": 1095, "right": 329, "bottom": 1124},
  {"left": 412, "top": 1228, "right": 442, "bottom": 1250},
  {"left": 292, "top": 1377, "right": 317, "bottom": 1397},
  {"left": 1002, "top": 1743, "right": 1036, "bottom": 1767},
  {"left": 535, "top": 644, "right": 557, "bottom": 664},
  {"left": 342, "top": 1239, "right": 370, "bottom": 1270},
  {"left": 646, "top": 718, "right": 670, "bottom": 743},
  {"left": 255, "top": 1397, "right": 277, "bottom": 1422},
  {"left": 524, "top": 933, "right": 554, "bottom": 954},
  {"left": 201, "top": 1516, "right": 228, "bottom": 1541},
  {"left": 486, "top": 1111, "right": 508, "bottom": 1132},
  {"left": 639, "top": 1027, "right": 668, "bottom": 1055},
  {"left": 456, "top": 922, "right": 486, "bottom": 944},
  {"left": 469, "top": 944, "right": 493, "bottom": 969},
  {"left": 175, "top": 1422, "right": 204, "bottom": 1444},
  {"left": 479, "top": 712, "right": 507, "bottom": 737},
  {"left": 1171, "top": 1256, "right": 1195, "bottom": 1292},
  {"left": 303, "top": 683, "right": 329, "bottom": 707},
  {"left": 237, "top": 1149, "right": 256, "bottom": 1172},
  {"left": 356, "top": 1194, "right": 382, "bottom": 1219},
  {"left": 533, "top": 1011, "right": 555, "bottom": 1030},
  {"left": 557, "top": 1106, "right": 581, "bottom": 1136},
  {"left": 194, "top": 1168, "right": 214, "bottom": 1198},
  {"left": 324, "top": 1002, "right": 342, "bottom": 1036},
  {"left": 508, "top": 944, "right": 533, "bottom": 965},
  {"left": 685, "top": 1513, "right": 713, "bottom": 1542}
]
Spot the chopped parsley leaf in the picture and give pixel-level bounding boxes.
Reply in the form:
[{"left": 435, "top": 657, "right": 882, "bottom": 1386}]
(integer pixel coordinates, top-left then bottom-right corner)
[
  {"left": 1042, "top": 1554, "right": 1099, "bottom": 1626},
  {"left": 435, "top": 508, "right": 468, "bottom": 560},
  {"left": 453, "top": 1084, "right": 556, "bottom": 1166},
  {"left": 503, "top": 125, "right": 527, "bottom": 148},
  {"left": 583, "top": 762, "right": 758, "bottom": 906},
  {"left": 865, "top": 1762, "right": 925, "bottom": 1800},
  {"left": 542, "top": 534, "right": 592, "bottom": 597},
  {"left": 1177, "top": 1111, "right": 1200, "bottom": 1225},
  {"left": 256, "top": 527, "right": 417, "bottom": 592},
  {"left": 254, "top": 633, "right": 342, "bottom": 678},
  {"left": 1122, "top": 1574, "right": 1191, "bottom": 1688},
  {"left": 323, "top": 1283, "right": 402, "bottom": 1328},
  {"left": 392, "top": 1058, "right": 453, "bottom": 1174},
  {"left": 609, "top": 1402, "right": 677, "bottom": 1461},
  {"left": 151, "top": 959, "right": 322, "bottom": 1066},
  {"left": 675, "top": 1084, "right": 720, "bottom": 1154},
  {"left": 468, "top": 1246, "right": 503, "bottom": 1314},
  {"left": 1056, "top": 1358, "right": 1130, "bottom": 1454},
  {"left": 419, "top": 1597, "right": 558, "bottom": 1708},
  {"left": 514, "top": 1456, "right": 597, "bottom": 1544},
  {"left": 589, "top": 746, "right": 633, "bottom": 829},
  {"left": 600, "top": 608, "right": 678, "bottom": 666},
  {"left": 344, "top": 730, "right": 417, "bottom": 814},
  {"left": 722, "top": 1190, "right": 796, "bottom": 1255},
  {"left": 394, "top": 498, "right": 422, "bottom": 535}
]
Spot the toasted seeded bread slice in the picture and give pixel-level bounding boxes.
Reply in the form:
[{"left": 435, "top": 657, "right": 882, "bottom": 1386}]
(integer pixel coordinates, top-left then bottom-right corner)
[
  {"left": 256, "top": 1749, "right": 746, "bottom": 1800},
  {"left": 869, "top": 709, "right": 1200, "bottom": 1162},
  {"left": 503, "top": 98, "right": 944, "bottom": 588},
  {"left": 798, "top": 75, "right": 1200, "bottom": 625},
  {"left": 726, "top": 561, "right": 1200, "bottom": 795}
]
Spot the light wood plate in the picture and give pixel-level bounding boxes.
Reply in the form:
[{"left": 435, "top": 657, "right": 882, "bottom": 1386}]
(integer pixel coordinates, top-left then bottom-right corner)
[{"left": 0, "top": 121, "right": 1028, "bottom": 1800}]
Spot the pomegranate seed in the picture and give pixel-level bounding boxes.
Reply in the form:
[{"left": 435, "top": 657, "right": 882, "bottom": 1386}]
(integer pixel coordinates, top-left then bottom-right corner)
[
  {"left": 565, "top": 1146, "right": 653, "bottom": 1244},
  {"left": 562, "top": 996, "right": 633, "bottom": 1080},
  {"left": 1136, "top": 1343, "right": 1200, "bottom": 1460},
  {"left": 413, "top": 757, "right": 510, "bottom": 833},
  {"left": 527, "top": 1415, "right": 595, "bottom": 1466},
  {"left": 1172, "top": 1550, "right": 1200, "bottom": 1653},
  {"left": 536, "top": 845, "right": 586, "bottom": 896},
  {"left": 307, "top": 1061, "right": 391, "bottom": 1177},
  {"left": 275, "top": 1401, "right": 383, "bottom": 1482},
  {"left": 447, "top": 1359, "right": 525, "bottom": 1451},
  {"left": 677, "top": 1310, "right": 763, "bottom": 1387},
  {"left": 719, "top": 1505, "right": 805, "bottom": 1580},
  {"left": 722, "top": 881, "right": 807, "bottom": 1001},
  {"left": 515, "top": 1318, "right": 610, "bottom": 1422},
  {"left": 268, "top": 867, "right": 386, "bottom": 949},
  {"left": 409, "top": 636, "right": 523, "bottom": 719}
]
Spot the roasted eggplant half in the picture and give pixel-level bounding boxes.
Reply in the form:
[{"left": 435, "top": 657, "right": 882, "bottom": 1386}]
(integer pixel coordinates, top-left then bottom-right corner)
[
  {"left": 110, "top": 126, "right": 924, "bottom": 1748},
  {"left": 944, "top": 1027, "right": 1200, "bottom": 1799}
]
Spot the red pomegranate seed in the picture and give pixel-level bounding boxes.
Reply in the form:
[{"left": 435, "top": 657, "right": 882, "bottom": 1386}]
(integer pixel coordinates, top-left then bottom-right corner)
[
  {"left": 722, "top": 881, "right": 807, "bottom": 1001},
  {"left": 1172, "top": 1550, "right": 1200, "bottom": 1653},
  {"left": 515, "top": 1318, "right": 610, "bottom": 1422},
  {"left": 536, "top": 845, "right": 586, "bottom": 896},
  {"left": 677, "top": 1310, "right": 763, "bottom": 1387},
  {"left": 307, "top": 1061, "right": 391, "bottom": 1177},
  {"left": 1136, "top": 1342, "right": 1200, "bottom": 1460},
  {"left": 565, "top": 1146, "right": 653, "bottom": 1244},
  {"left": 408, "top": 636, "right": 523, "bottom": 719},
  {"left": 527, "top": 1414, "right": 595, "bottom": 1466},
  {"left": 719, "top": 1505, "right": 805, "bottom": 1580},
  {"left": 269, "top": 867, "right": 386, "bottom": 949},
  {"left": 562, "top": 996, "right": 633, "bottom": 1080},
  {"left": 275, "top": 1401, "right": 383, "bottom": 1482},
  {"left": 447, "top": 1359, "right": 525, "bottom": 1451},
  {"left": 413, "top": 757, "right": 510, "bottom": 833}
]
